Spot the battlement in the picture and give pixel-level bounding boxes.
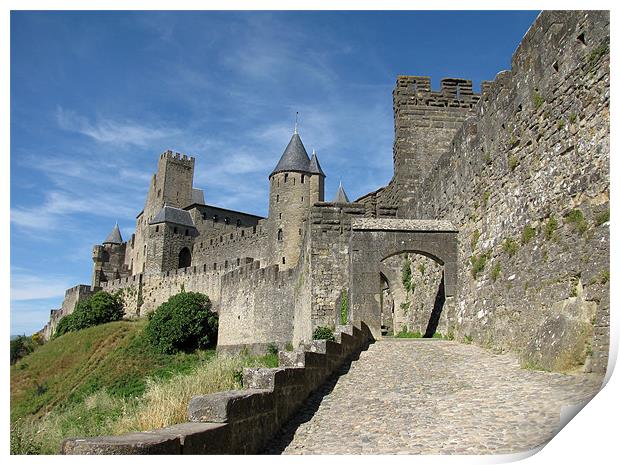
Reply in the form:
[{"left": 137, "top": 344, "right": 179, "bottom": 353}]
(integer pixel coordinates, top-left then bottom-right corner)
[
  {"left": 100, "top": 273, "right": 143, "bottom": 289},
  {"left": 394, "top": 75, "right": 480, "bottom": 109},
  {"left": 64, "top": 284, "right": 92, "bottom": 297},
  {"left": 221, "top": 261, "right": 295, "bottom": 286},
  {"left": 159, "top": 149, "right": 195, "bottom": 166}
]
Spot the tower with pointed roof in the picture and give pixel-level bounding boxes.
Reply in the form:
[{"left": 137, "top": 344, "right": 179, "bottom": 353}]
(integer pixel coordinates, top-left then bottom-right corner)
[
  {"left": 268, "top": 130, "right": 325, "bottom": 269},
  {"left": 332, "top": 182, "right": 350, "bottom": 203},
  {"left": 92, "top": 222, "right": 130, "bottom": 288}
]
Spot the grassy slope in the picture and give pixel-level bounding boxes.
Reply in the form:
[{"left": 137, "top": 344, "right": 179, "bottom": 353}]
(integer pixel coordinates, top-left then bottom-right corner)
[
  {"left": 10, "top": 319, "right": 209, "bottom": 421},
  {"left": 10, "top": 319, "right": 278, "bottom": 454}
]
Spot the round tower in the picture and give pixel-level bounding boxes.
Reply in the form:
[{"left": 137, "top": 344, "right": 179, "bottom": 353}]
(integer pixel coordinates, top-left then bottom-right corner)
[{"left": 268, "top": 130, "right": 325, "bottom": 269}]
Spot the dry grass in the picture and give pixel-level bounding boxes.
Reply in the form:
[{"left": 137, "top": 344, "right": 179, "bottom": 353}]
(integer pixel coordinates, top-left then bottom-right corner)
[
  {"left": 12, "top": 351, "right": 276, "bottom": 454},
  {"left": 113, "top": 354, "right": 249, "bottom": 432}
]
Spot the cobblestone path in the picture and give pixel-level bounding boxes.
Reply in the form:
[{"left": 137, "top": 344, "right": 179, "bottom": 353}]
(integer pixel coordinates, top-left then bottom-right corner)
[{"left": 265, "top": 339, "right": 603, "bottom": 454}]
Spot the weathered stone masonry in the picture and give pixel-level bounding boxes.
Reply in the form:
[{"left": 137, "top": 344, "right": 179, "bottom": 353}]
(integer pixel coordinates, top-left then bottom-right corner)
[
  {"left": 43, "top": 11, "right": 609, "bottom": 377},
  {"left": 56, "top": 9, "right": 609, "bottom": 456},
  {"left": 406, "top": 11, "right": 610, "bottom": 373}
]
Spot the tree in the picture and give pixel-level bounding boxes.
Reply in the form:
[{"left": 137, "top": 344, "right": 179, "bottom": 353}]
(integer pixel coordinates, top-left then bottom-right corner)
[
  {"left": 54, "top": 291, "right": 124, "bottom": 337},
  {"left": 145, "top": 291, "right": 218, "bottom": 354}
]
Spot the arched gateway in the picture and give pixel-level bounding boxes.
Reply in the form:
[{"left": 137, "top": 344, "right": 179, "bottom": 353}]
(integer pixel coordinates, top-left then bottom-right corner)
[{"left": 349, "top": 218, "right": 458, "bottom": 339}]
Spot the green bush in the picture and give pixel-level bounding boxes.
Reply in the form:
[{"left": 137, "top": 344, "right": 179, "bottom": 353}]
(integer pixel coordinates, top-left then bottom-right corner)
[
  {"left": 312, "top": 326, "right": 335, "bottom": 342},
  {"left": 533, "top": 92, "right": 544, "bottom": 109},
  {"left": 401, "top": 256, "right": 413, "bottom": 294},
  {"left": 396, "top": 328, "right": 422, "bottom": 338},
  {"left": 266, "top": 343, "right": 278, "bottom": 356},
  {"left": 544, "top": 215, "right": 558, "bottom": 240},
  {"left": 595, "top": 209, "right": 610, "bottom": 226},
  {"left": 521, "top": 224, "right": 536, "bottom": 244},
  {"left": 145, "top": 292, "right": 218, "bottom": 354},
  {"left": 10, "top": 335, "right": 41, "bottom": 365},
  {"left": 502, "top": 237, "right": 519, "bottom": 257},
  {"left": 55, "top": 291, "right": 124, "bottom": 337},
  {"left": 470, "top": 252, "right": 489, "bottom": 279},
  {"left": 564, "top": 209, "right": 588, "bottom": 235},
  {"left": 508, "top": 155, "right": 519, "bottom": 171},
  {"left": 470, "top": 229, "right": 481, "bottom": 251},
  {"left": 340, "top": 289, "right": 348, "bottom": 325},
  {"left": 491, "top": 263, "right": 502, "bottom": 282}
]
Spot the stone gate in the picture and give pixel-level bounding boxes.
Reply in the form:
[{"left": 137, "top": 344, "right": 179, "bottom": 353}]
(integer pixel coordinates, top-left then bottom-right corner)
[{"left": 349, "top": 218, "right": 458, "bottom": 338}]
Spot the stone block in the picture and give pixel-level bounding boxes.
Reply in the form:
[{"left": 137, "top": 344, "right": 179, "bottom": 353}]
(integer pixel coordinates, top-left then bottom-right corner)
[
  {"left": 61, "top": 432, "right": 181, "bottom": 455},
  {"left": 155, "top": 422, "right": 230, "bottom": 454},
  {"left": 188, "top": 389, "right": 274, "bottom": 423}
]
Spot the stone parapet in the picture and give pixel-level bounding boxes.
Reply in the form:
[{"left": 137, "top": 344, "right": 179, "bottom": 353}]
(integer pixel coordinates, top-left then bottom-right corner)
[{"left": 61, "top": 323, "right": 371, "bottom": 455}]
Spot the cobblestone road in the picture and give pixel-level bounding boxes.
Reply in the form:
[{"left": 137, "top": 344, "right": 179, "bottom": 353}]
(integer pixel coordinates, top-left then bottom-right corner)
[{"left": 265, "top": 339, "right": 603, "bottom": 454}]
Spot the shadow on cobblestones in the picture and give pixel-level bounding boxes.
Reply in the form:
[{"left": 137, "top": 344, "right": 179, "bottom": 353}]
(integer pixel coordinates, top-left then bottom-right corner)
[{"left": 261, "top": 340, "right": 374, "bottom": 454}]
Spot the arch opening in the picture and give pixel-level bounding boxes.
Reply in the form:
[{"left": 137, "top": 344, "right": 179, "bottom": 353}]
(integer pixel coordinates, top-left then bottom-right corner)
[
  {"left": 178, "top": 247, "right": 192, "bottom": 269},
  {"left": 379, "top": 252, "right": 446, "bottom": 338}
]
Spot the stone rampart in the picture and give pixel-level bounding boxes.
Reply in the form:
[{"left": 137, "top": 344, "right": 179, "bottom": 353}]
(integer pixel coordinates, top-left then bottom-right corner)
[
  {"left": 406, "top": 11, "right": 609, "bottom": 373},
  {"left": 191, "top": 217, "right": 269, "bottom": 271},
  {"left": 217, "top": 259, "right": 301, "bottom": 353},
  {"left": 307, "top": 202, "right": 365, "bottom": 329},
  {"left": 40, "top": 284, "right": 96, "bottom": 340}
]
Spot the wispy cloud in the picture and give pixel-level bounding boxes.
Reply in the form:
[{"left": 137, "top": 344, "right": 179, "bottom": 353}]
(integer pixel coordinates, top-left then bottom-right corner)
[
  {"left": 56, "top": 106, "right": 180, "bottom": 148},
  {"left": 11, "top": 189, "right": 136, "bottom": 232},
  {"left": 11, "top": 272, "right": 75, "bottom": 301}
]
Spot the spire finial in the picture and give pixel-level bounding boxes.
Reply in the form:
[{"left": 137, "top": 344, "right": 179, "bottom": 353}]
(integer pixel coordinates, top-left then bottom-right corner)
[
  {"left": 312, "top": 148, "right": 316, "bottom": 156},
  {"left": 294, "top": 112, "right": 299, "bottom": 134}
]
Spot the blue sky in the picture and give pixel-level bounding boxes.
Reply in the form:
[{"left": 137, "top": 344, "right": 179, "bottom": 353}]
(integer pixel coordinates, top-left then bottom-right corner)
[{"left": 10, "top": 10, "right": 539, "bottom": 335}]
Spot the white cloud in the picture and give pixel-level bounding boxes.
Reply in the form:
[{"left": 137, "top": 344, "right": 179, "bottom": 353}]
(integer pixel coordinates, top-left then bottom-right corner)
[
  {"left": 55, "top": 106, "right": 180, "bottom": 148},
  {"left": 11, "top": 190, "right": 136, "bottom": 232},
  {"left": 11, "top": 273, "right": 74, "bottom": 301}
]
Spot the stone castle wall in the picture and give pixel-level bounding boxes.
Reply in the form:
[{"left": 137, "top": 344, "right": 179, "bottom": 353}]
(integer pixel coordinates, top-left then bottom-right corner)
[
  {"left": 380, "top": 76, "right": 480, "bottom": 211},
  {"left": 405, "top": 11, "right": 610, "bottom": 373},
  {"left": 40, "top": 284, "right": 95, "bottom": 340},
  {"left": 217, "top": 261, "right": 301, "bottom": 353},
  {"left": 101, "top": 266, "right": 223, "bottom": 317},
  {"left": 190, "top": 217, "right": 269, "bottom": 272},
  {"left": 306, "top": 202, "right": 366, "bottom": 329}
]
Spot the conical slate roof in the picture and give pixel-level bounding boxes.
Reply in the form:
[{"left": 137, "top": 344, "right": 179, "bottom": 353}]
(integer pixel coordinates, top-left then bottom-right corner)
[
  {"left": 332, "top": 183, "right": 350, "bottom": 203},
  {"left": 149, "top": 205, "right": 196, "bottom": 228},
  {"left": 308, "top": 151, "right": 325, "bottom": 177},
  {"left": 103, "top": 223, "right": 123, "bottom": 245},
  {"left": 270, "top": 133, "right": 311, "bottom": 177}
]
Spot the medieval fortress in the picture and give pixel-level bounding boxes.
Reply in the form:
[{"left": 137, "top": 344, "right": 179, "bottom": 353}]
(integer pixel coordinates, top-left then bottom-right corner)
[{"left": 41, "top": 11, "right": 610, "bottom": 375}]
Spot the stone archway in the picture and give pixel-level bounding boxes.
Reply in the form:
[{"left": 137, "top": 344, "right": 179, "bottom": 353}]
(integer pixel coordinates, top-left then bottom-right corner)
[
  {"left": 349, "top": 218, "right": 458, "bottom": 339},
  {"left": 178, "top": 247, "right": 192, "bottom": 269},
  {"left": 380, "top": 252, "right": 446, "bottom": 337}
]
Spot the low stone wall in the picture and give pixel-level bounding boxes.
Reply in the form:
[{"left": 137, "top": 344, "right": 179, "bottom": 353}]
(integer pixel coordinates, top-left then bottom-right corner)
[{"left": 61, "top": 323, "right": 371, "bottom": 455}]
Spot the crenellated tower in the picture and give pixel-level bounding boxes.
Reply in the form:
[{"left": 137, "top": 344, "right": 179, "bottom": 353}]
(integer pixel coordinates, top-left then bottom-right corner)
[
  {"left": 391, "top": 76, "right": 480, "bottom": 210},
  {"left": 125, "top": 150, "right": 196, "bottom": 275}
]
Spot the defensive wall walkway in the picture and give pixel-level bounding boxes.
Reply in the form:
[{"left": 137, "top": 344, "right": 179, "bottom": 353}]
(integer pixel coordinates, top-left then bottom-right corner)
[{"left": 266, "top": 339, "right": 603, "bottom": 454}]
